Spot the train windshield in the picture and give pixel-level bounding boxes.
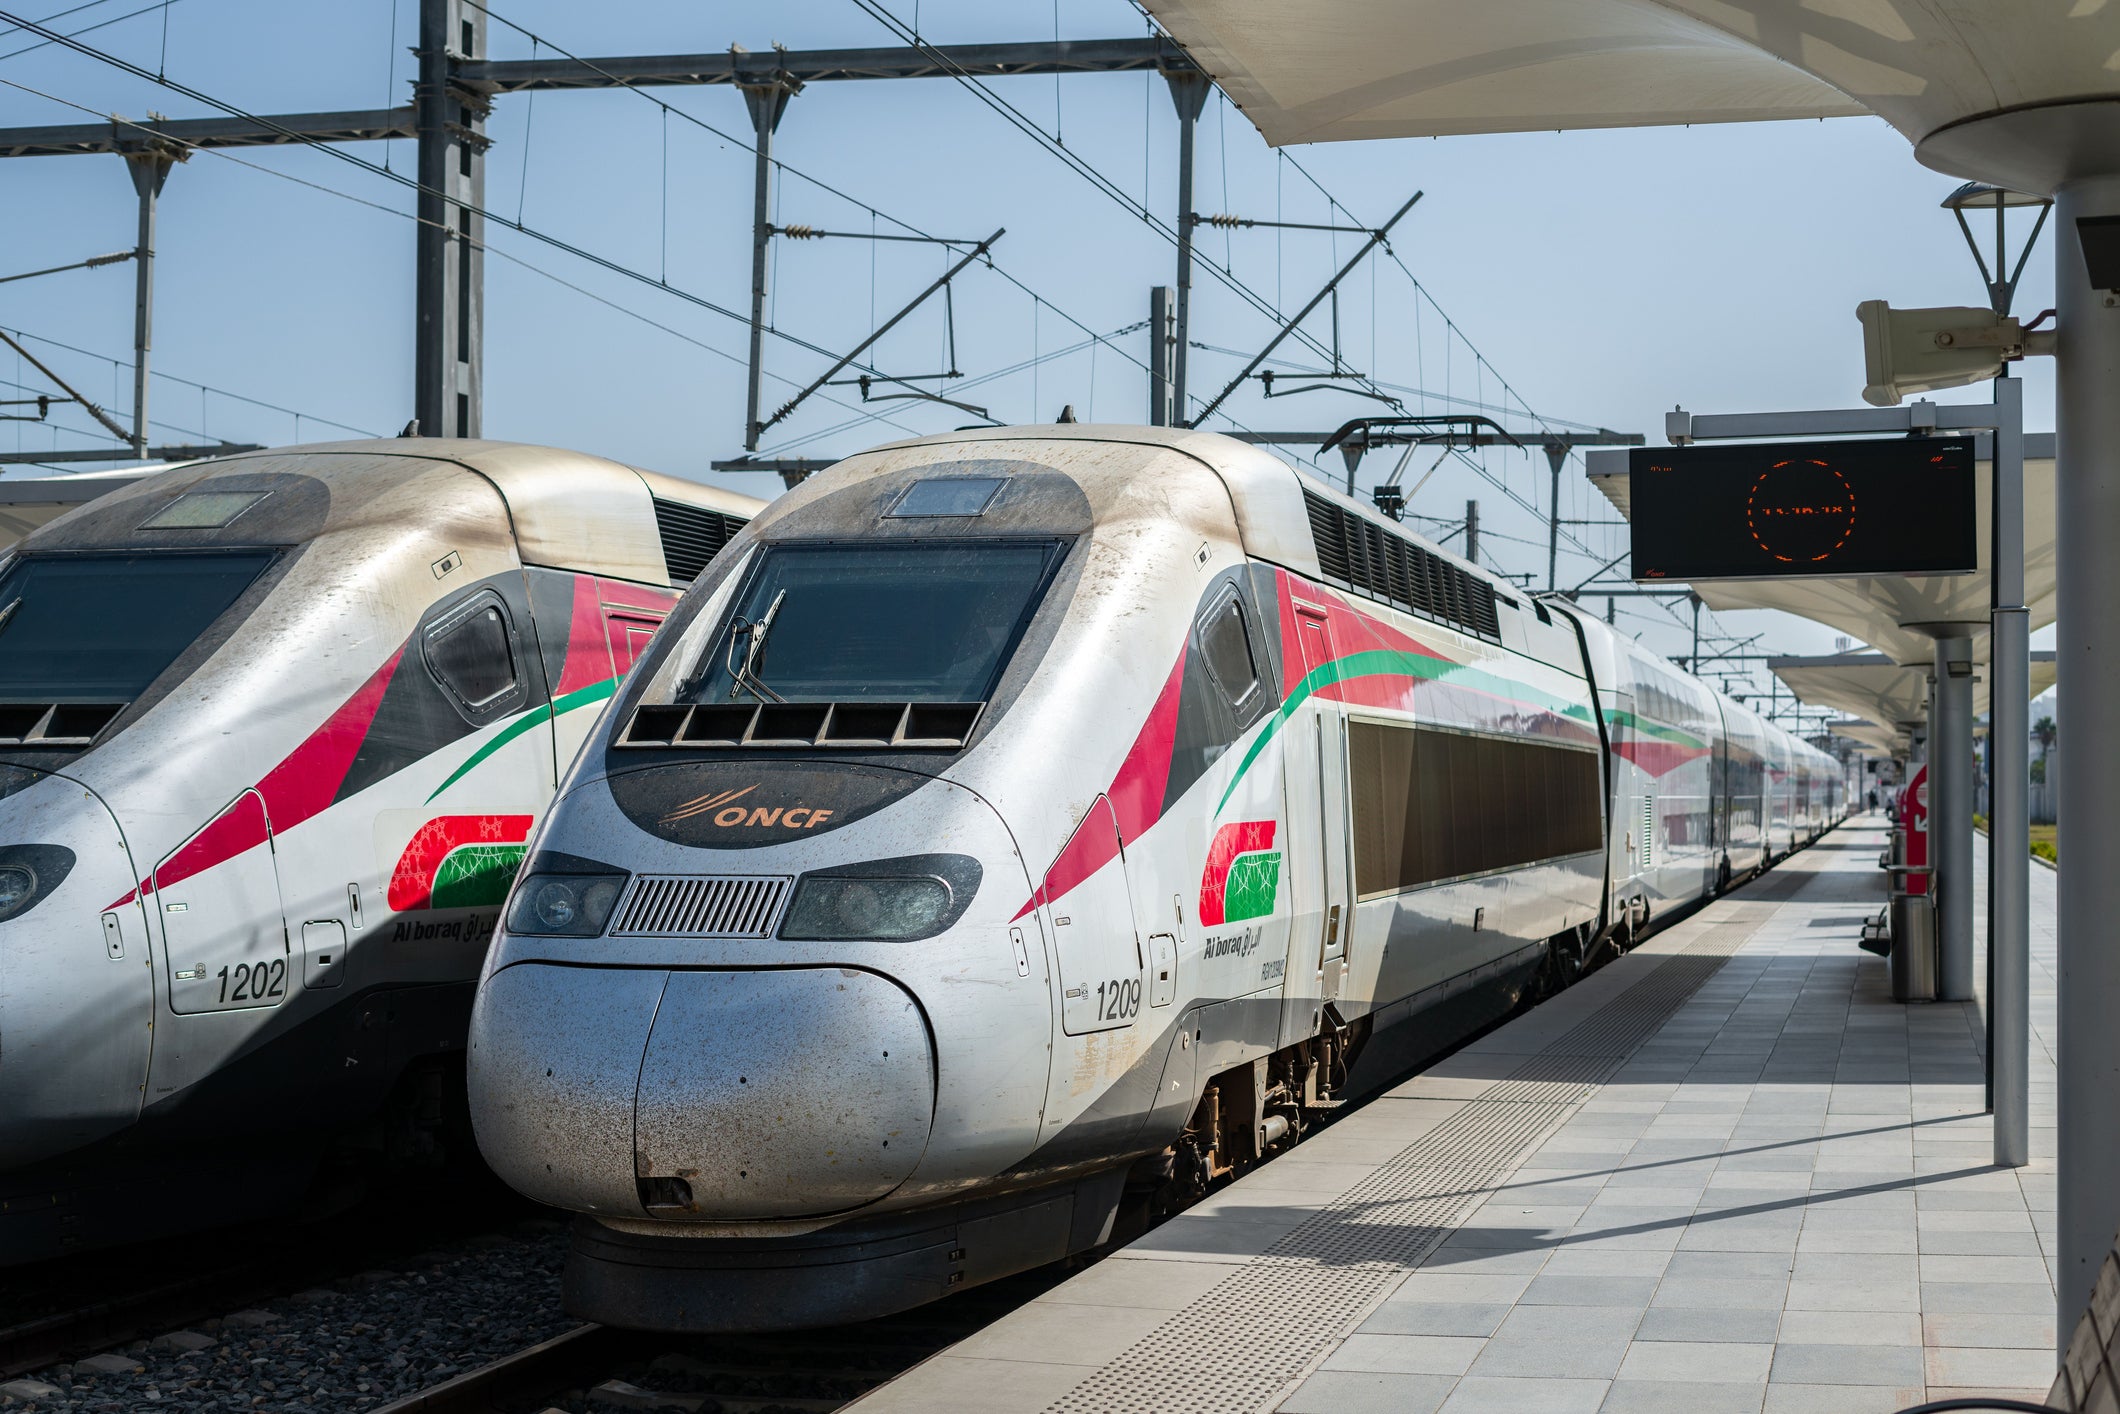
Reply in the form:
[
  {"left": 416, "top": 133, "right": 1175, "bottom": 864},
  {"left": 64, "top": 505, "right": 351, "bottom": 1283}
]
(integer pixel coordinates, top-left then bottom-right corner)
[
  {"left": 685, "top": 540, "right": 1063, "bottom": 704},
  {"left": 0, "top": 550, "right": 276, "bottom": 702}
]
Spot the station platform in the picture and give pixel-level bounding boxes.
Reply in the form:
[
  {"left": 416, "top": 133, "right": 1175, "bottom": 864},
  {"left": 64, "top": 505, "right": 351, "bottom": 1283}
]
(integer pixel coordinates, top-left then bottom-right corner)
[{"left": 849, "top": 819, "right": 2061, "bottom": 1414}]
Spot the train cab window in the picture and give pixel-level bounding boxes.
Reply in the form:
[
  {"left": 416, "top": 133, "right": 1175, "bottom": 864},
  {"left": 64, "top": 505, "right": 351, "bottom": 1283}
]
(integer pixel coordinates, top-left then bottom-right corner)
[
  {"left": 1198, "top": 595, "right": 1260, "bottom": 712},
  {"left": 423, "top": 591, "right": 524, "bottom": 723},
  {"left": 0, "top": 549, "right": 275, "bottom": 705},
  {"left": 885, "top": 477, "right": 1009, "bottom": 518},
  {"left": 140, "top": 491, "right": 270, "bottom": 529},
  {"left": 681, "top": 539, "right": 1063, "bottom": 705}
]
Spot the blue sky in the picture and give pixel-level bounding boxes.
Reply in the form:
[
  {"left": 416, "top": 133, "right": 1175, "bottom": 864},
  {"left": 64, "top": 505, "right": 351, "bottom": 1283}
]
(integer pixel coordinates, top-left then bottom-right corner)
[{"left": 0, "top": 0, "right": 2058, "bottom": 709}]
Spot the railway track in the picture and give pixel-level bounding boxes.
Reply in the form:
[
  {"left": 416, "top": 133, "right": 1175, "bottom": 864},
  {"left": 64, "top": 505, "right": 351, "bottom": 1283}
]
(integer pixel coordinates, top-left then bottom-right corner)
[
  {"left": 0, "top": 1176, "right": 548, "bottom": 1382},
  {"left": 368, "top": 1265, "right": 1075, "bottom": 1414}
]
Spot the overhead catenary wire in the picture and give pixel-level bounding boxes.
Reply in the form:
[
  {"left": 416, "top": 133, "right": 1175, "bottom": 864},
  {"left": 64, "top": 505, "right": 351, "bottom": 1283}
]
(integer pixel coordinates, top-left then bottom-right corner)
[
  {"left": 456, "top": 0, "right": 1151, "bottom": 387},
  {"left": 842, "top": 0, "right": 1405, "bottom": 421},
  {"left": 0, "top": 324, "right": 382, "bottom": 439},
  {"left": 0, "top": 14, "right": 961, "bottom": 391},
  {"left": 0, "top": 0, "right": 183, "bottom": 63},
  {"left": 0, "top": 74, "right": 934, "bottom": 446}
]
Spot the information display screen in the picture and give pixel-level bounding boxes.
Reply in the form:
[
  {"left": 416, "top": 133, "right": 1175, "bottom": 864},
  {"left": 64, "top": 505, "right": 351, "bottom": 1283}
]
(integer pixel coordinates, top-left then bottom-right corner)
[{"left": 1629, "top": 436, "right": 1977, "bottom": 581}]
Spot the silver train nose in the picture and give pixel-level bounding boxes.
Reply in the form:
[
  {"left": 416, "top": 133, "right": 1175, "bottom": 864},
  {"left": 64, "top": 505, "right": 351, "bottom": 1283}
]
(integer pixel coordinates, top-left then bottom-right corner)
[
  {"left": 0, "top": 774, "right": 156, "bottom": 1167},
  {"left": 468, "top": 962, "right": 933, "bottom": 1220}
]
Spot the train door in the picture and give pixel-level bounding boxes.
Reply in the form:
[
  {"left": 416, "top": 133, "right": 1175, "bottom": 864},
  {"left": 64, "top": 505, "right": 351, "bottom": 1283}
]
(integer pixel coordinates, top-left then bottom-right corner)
[
  {"left": 148, "top": 789, "right": 289, "bottom": 1101},
  {"left": 155, "top": 789, "right": 289, "bottom": 1017},
  {"left": 1290, "top": 601, "right": 1352, "bottom": 1009},
  {"left": 1044, "top": 794, "right": 1144, "bottom": 1035}
]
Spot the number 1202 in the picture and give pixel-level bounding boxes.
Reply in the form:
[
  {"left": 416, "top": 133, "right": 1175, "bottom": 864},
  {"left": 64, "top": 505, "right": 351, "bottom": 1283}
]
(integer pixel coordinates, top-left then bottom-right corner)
[{"left": 219, "top": 959, "right": 287, "bottom": 1004}]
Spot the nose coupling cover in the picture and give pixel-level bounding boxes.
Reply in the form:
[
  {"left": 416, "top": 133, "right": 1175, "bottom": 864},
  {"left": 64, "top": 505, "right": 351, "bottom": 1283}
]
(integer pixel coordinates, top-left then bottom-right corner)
[
  {"left": 472, "top": 964, "right": 935, "bottom": 1222},
  {"left": 633, "top": 968, "right": 934, "bottom": 1219}
]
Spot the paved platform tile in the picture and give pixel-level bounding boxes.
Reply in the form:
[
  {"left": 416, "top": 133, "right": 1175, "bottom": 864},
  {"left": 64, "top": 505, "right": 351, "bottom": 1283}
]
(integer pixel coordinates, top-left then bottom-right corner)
[{"left": 848, "top": 827, "right": 2063, "bottom": 1414}]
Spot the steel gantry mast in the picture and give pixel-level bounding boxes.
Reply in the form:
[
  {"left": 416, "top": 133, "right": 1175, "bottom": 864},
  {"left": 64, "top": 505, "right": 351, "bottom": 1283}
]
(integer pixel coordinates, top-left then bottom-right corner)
[{"left": 0, "top": 13, "right": 1214, "bottom": 455}]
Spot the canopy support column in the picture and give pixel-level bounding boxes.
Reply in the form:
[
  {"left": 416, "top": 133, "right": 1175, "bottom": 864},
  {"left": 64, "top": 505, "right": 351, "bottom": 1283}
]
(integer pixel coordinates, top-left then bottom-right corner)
[
  {"left": 1989, "top": 372, "right": 2030, "bottom": 1169},
  {"left": 1932, "top": 634, "right": 1976, "bottom": 1002},
  {"left": 2055, "top": 171, "right": 2120, "bottom": 1351}
]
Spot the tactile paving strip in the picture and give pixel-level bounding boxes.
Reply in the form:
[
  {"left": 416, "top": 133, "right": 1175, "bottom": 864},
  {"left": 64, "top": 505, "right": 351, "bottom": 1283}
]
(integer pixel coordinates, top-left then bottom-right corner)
[{"left": 1040, "top": 915, "right": 1769, "bottom": 1414}]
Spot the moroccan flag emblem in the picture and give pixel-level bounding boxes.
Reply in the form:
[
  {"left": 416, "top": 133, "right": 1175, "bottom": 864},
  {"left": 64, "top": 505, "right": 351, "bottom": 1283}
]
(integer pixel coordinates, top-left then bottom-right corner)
[
  {"left": 1199, "top": 820, "right": 1283, "bottom": 926},
  {"left": 388, "top": 814, "right": 534, "bottom": 912}
]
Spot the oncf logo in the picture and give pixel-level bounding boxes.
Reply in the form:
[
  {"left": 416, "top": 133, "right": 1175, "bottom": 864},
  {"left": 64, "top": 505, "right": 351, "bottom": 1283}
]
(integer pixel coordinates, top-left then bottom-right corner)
[
  {"left": 1199, "top": 820, "right": 1283, "bottom": 926},
  {"left": 661, "top": 785, "right": 836, "bottom": 831},
  {"left": 389, "top": 814, "right": 533, "bottom": 911}
]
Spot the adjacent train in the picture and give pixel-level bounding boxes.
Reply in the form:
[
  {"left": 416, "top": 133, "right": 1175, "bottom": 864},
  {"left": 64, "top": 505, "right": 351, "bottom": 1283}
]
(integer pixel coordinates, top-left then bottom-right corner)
[
  {"left": 465, "top": 425, "right": 1846, "bottom": 1331},
  {"left": 0, "top": 439, "right": 759, "bottom": 1261}
]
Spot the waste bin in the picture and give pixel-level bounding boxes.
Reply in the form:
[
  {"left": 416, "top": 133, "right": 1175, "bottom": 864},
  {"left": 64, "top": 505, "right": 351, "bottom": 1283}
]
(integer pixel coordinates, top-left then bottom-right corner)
[{"left": 1888, "top": 864, "right": 1937, "bottom": 1002}]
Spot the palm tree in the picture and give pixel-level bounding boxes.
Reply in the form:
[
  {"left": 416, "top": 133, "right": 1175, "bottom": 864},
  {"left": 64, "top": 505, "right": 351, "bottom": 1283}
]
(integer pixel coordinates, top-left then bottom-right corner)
[{"left": 2033, "top": 716, "right": 2057, "bottom": 789}]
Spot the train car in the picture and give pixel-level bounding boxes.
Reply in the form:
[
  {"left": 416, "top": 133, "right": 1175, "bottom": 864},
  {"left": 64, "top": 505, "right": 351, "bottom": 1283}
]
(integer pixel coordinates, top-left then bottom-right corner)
[
  {"left": 0, "top": 439, "right": 760, "bottom": 1261},
  {"left": 464, "top": 425, "right": 1841, "bottom": 1332},
  {"left": 1562, "top": 616, "right": 1726, "bottom": 939}
]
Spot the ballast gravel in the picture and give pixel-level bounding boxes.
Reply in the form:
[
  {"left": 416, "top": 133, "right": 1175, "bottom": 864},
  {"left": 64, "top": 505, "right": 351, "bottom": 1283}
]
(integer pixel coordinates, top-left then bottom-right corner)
[{"left": 1, "top": 1220, "right": 575, "bottom": 1413}]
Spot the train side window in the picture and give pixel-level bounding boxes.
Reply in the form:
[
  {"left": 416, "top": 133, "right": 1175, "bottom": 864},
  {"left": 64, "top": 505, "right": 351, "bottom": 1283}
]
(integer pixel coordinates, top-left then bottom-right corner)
[
  {"left": 424, "top": 590, "right": 524, "bottom": 723},
  {"left": 1198, "top": 595, "right": 1261, "bottom": 713}
]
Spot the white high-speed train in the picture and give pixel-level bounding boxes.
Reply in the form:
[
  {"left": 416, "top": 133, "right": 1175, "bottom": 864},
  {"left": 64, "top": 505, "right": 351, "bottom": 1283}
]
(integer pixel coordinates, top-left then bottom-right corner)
[
  {"left": 465, "top": 425, "right": 1845, "bottom": 1331},
  {"left": 0, "top": 439, "right": 759, "bottom": 1261}
]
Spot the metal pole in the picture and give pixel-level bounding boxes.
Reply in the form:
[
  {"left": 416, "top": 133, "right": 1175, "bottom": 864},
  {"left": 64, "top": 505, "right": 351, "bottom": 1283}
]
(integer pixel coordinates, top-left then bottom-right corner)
[
  {"left": 0, "top": 326, "right": 133, "bottom": 443},
  {"left": 1934, "top": 633, "right": 1976, "bottom": 1001},
  {"left": 413, "top": 0, "right": 450, "bottom": 437},
  {"left": 1165, "top": 71, "right": 1208, "bottom": 426},
  {"left": 2055, "top": 173, "right": 2120, "bottom": 1349},
  {"left": 124, "top": 152, "right": 171, "bottom": 457},
  {"left": 741, "top": 76, "right": 797, "bottom": 451},
  {"left": 1545, "top": 442, "right": 1567, "bottom": 591},
  {"left": 1464, "top": 498, "right": 1479, "bottom": 565},
  {"left": 1990, "top": 372, "right": 2029, "bottom": 1167},
  {"left": 755, "top": 230, "right": 1002, "bottom": 439},
  {"left": 1148, "top": 285, "right": 1173, "bottom": 426},
  {"left": 1690, "top": 593, "right": 1702, "bottom": 672},
  {"left": 412, "top": 0, "right": 484, "bottom": 438},
  {"left": 1189, "top": 190, "right": 1422, "bottom": 429}
]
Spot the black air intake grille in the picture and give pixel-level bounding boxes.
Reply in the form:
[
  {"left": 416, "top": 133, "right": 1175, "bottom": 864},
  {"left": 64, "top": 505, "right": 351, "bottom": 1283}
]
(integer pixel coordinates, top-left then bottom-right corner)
[
  {"left": 652, "top": 497, "right": 747, "bottom": 585},
  {"left": 1302, "top": 489, "right": 1500, "bottom": 639}
]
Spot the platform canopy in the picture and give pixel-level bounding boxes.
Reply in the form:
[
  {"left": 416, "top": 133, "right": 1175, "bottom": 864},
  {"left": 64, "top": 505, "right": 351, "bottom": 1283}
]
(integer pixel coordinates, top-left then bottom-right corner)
[
  {"left": 1771, "top": 650, "right": 2056, "bottom": 737},
  {"left": 1139, "top": 0, "right": 2120, "bottom": 189},
  {"left": 1828, "top": 717, "right": 1905, "bottom": 755},
  {"left": 1585, "top": 436, "right": 2054, "bottom": 667},
  {"left": 0, "top": 471, "right": 144, "bottom": 553}
]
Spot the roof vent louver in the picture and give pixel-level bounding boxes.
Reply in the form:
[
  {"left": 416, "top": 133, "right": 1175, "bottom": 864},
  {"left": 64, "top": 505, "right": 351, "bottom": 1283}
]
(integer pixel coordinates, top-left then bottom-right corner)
[
  {"left": 652, "top": 497, "right": 747, "bottom": 585},
  {"left": 1301, "top": 489, "right": 1500, "bottom": 640}
]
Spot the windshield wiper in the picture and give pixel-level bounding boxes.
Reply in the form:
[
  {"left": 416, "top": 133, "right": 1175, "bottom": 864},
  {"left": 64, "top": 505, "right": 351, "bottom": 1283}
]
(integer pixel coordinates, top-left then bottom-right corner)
[
  {"left": 0, "top": 597, "right": 21, "bottom": 642},
  {"left": 725, "top": 588, "right": 788, "bottom": 704}
]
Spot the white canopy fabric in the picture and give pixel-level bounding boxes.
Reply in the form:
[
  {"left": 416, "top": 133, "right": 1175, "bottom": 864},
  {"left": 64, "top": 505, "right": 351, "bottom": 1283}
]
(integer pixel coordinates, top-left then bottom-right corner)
[
  {"left": 1770, "top": 650, "right": 2057, "bottom": 734},
  {"left": 1828, "top": 717, "right": 1905, "bottom": 755},
  {"left": 1585, "top": 439, "right": 2055, "bottom": 668},
  {"left": 1142, "top": 0, "right": 2120, "bottom": 162}
]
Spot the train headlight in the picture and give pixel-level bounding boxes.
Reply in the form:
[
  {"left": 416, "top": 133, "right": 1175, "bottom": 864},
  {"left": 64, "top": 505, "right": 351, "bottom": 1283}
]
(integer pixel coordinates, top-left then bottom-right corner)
[
  {"left": 506, "top": 872, "right": 627, "bottom": 937},
  {"left": 0, "top": 866, "right": 35, "bottom": 923},
  {"left": 0, "top": 846, "right": 74, "bottom": 924},
  {"left": 778, "top": 854, "right": 982, "bottom": 942}
]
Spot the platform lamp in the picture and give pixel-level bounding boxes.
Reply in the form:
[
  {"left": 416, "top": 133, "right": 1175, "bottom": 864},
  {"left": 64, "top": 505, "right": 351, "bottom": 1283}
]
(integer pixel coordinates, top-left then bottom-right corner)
[
  {"left": 1943, "top": 182, "right": 2052, "bottom": 322},
  {"left": 1940, "top": 179, "right": 2050, "bottom": 1149}
]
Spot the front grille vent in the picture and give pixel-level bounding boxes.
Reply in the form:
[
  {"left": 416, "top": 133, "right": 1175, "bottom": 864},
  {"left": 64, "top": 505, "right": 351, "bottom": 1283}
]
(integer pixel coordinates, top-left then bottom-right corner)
[
  {"left": 652, "top": 497, "right": 747, "bottom": 585},
  {"left": 618, "top": 700, "right": 983, "bottom": 751},
  {"left": 0, "top": 702, "right": 124, "bottom": 747},
  {"left": 611, "top": 874, "right": 793, "bottom": 938},
  {"left": 1302, "top": 489, "right": 1501, "bottom": 640}
]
